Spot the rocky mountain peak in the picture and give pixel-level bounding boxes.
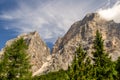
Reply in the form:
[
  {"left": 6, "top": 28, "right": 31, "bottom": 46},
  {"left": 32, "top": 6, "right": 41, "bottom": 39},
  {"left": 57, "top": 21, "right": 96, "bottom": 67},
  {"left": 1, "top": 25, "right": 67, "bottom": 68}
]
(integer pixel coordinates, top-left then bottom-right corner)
[
  {"left": 82, "top": 13, "right": 108, "bottom": 24},
  {"left": 28, "top": 31, "right": 39, "bottom": 37},
  {"left": 0, "top": 31, "right": 50, "bottom": 74},
  {"left": 83, "top": 13, "right": 99, "bottom": 21},
  {"left": 52, "top": 12, "right": 120, "bottom": 72},
  {"left": 18, "top": 31, "right": 39, "bottom": 40}
]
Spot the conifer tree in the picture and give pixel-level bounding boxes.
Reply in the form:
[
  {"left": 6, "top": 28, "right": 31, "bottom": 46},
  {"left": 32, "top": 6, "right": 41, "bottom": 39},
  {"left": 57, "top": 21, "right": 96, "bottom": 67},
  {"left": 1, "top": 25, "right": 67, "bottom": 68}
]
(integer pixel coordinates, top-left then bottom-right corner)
[
  {"left": 93, "top": 30, "right": 117, "bottom": 80},
  {"left": 116, "top": 57, "right": 120, "bottom": 79},
  {"left": 0, "top": 38, "right": 32, "bottom": 80},
  {"left": 67, "top": 45, "right": 93, "bottom": 80}
]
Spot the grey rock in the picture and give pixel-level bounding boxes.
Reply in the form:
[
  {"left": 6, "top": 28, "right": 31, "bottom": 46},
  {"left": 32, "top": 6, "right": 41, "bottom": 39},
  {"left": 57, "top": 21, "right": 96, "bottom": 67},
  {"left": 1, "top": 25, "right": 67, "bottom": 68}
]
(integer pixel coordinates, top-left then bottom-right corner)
[
  {"left": 0, "top": 31, "right": 50, "bottom": 74},
  {"left": 52, "top": 13, "right": 120, "bottom": 71}
]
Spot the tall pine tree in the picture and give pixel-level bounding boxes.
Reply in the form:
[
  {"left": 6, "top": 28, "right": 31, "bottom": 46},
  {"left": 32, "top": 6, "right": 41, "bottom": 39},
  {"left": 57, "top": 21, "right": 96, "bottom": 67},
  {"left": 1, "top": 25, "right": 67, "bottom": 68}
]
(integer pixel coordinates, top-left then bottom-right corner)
[
  {"left": 93, "top": 30, "right": 117, "bottom": 80},
  {"left": 67, "top": 45, "right": 93, "bottom": 80},
  {"left": 0, "top": 38, "right": 32, "bottom": 80}
]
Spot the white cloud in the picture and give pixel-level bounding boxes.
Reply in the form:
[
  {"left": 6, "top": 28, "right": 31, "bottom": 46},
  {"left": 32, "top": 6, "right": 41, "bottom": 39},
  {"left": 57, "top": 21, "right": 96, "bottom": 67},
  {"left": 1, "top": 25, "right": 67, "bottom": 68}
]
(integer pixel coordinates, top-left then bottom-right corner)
[
  {"left": 98, "top": 0, "right": 120, "bottom": 23},
  {"left": 0, "top": 14, "right": 13, "bottom": 20},
  {"left": 0, "top": 0, "right": 107, "bottom": 43}
]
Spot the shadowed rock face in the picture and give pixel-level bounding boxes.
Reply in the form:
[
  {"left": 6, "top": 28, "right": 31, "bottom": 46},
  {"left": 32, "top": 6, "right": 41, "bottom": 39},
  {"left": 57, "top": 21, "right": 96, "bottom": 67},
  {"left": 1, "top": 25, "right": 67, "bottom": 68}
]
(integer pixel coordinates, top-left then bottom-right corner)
[{"left": 52, "top": 13, "right": 120, "bottom": 70}]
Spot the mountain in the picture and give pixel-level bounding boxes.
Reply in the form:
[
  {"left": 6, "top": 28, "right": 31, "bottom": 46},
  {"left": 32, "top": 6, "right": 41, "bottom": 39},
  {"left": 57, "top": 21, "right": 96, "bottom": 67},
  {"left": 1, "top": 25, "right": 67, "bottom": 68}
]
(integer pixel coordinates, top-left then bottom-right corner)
[
  {"left": 38, "top": 13, "right": 120, "bottom": 75},
  {"left": 0, "top": 31, "right": 50, "bottom": 74},
  {"left": 1, "top": 13, "right": 120, "bottom": 76},
  {"left": 52, "top": 13, "right": 120, "bottom": 69}
]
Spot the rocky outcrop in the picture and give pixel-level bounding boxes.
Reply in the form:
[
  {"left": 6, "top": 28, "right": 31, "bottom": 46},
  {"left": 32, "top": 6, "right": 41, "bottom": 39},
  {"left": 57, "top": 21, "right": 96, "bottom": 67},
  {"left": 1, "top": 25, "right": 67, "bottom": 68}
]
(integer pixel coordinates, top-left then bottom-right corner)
[
  {"left": 52, "top": 13, "right": 120, "bottom": 71},
  {"left": 32, "top": 13, "right": 120, "bottom": 75},
  {"left": 0, "top": 31, "right": 50, "bottom": 74},
  {"left": 24, "top": 31, "right": 50, "bottom": 73}
]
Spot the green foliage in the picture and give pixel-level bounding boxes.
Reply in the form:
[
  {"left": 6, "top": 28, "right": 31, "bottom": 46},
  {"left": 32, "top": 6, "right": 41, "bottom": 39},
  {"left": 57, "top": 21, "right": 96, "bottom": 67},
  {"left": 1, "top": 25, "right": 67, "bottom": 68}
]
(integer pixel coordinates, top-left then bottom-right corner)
[
  {"left": 33, "top": 70, "right": 69, "bottom": 80},
  {"left": 0, "top": 38, "right": 32, "bottom": 80},
  {"left": 92, "top": 30, "right": 118, "bottom": 80},
  {"left": 67, "top": 46, "right": 91, "bottom": 80},
  {"left": 116, "top": 57, "right": 120, "bottom": 79}
]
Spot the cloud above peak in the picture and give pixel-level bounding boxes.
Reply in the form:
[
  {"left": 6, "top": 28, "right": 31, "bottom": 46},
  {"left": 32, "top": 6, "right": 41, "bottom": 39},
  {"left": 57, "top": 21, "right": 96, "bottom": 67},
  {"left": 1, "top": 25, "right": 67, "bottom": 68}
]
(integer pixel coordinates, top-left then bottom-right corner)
[
  {"left": 0, "top": 0, "right": 109, "bottom": 43},
  {"left": 98, "top": 0, "right": 120, "bottom": 23}
]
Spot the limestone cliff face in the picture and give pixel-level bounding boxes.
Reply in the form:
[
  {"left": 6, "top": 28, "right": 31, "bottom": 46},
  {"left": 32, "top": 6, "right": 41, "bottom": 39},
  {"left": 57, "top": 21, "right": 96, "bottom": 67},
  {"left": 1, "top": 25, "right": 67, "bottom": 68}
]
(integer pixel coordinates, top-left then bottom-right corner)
[
  {"left": 52, "top": 13, "right": 120, "bottom": 70},
  {"left": 0, "top": 31, "right": 50, "bottom": 73},
  {"left": 24, "top": 32, "right": 50, "bottom": 73}
]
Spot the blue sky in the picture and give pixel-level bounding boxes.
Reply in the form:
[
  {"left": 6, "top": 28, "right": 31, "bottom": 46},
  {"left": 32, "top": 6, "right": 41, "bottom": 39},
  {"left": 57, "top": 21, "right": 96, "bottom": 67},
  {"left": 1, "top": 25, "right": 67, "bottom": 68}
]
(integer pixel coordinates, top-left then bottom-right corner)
[{"left": 0, "top": 0, "right": 118, "bottom": 49}]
